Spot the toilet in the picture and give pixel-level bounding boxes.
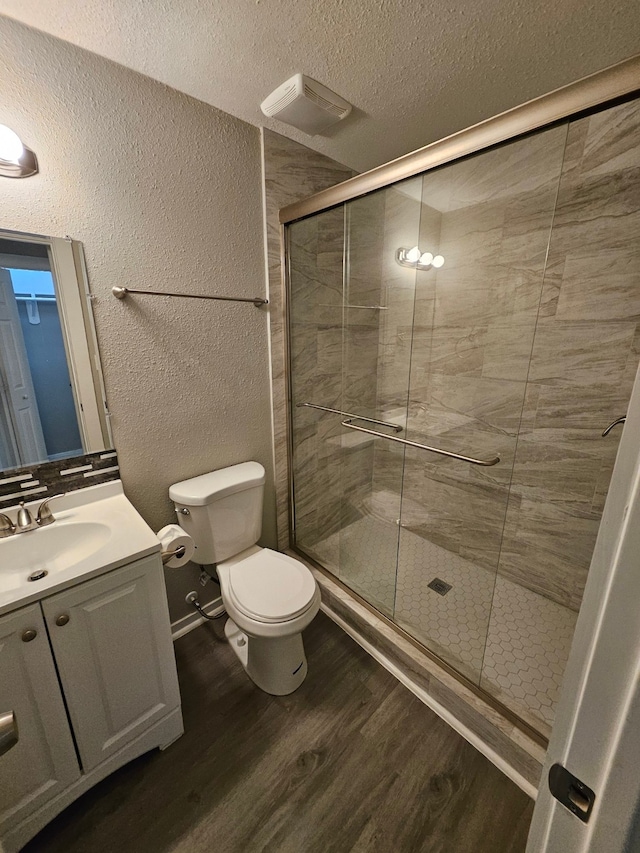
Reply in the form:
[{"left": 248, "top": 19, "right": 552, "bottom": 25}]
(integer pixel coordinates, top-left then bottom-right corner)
[{"left": 169, "top": 462, "right": 320, "bottom": 695}]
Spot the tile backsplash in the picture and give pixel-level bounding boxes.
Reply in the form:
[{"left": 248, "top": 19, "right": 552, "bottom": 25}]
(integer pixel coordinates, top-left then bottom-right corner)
[{"left": 0, "top": 450, "right": 120, "bottom": 512}]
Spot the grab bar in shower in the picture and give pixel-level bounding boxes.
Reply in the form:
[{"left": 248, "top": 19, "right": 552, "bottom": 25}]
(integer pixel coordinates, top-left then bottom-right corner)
[
  {"left": 602, "top": 416, "right": 626, "bottom": 436},
  {"left": 341, "top": 419, "right": 500, "bottom": 466},
  {"left": 296, "top": 402, "right": 403, "bottom": 433}
]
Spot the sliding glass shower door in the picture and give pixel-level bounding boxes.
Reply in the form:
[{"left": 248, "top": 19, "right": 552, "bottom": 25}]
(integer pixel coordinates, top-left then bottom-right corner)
[
  {"left": 288, "top": 97, "right": 640, "bottom": 736},
  {"left": 289, "top": 122, "right": 568, "bottom": 677}
]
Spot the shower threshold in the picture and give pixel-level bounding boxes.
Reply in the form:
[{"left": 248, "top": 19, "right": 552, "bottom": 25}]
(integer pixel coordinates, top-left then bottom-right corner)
[{"left": 295, "top": 515, "right": 576, "bottom": 741}]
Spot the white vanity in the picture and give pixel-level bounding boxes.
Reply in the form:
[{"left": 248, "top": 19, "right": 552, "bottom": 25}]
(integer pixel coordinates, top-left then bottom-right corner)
[{"left": 0, "top": 482, "right": 183, "bottom": 853}]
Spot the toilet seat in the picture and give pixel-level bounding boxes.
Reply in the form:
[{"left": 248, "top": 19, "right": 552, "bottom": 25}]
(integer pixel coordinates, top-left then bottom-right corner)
[{"left": 224, "top": 548, "right": 316, "bottom": 623}]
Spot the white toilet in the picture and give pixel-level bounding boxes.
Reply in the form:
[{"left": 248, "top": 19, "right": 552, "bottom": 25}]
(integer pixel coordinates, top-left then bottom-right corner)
[{"left": 169, "top": 461, "right": 320, "bottom": 695}]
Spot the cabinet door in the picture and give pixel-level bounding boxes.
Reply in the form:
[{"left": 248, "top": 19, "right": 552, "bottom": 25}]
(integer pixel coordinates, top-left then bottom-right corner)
[
  {"left": 42, "top": 555, "right": 181, "bottom": 772},
  {"left": 0, "top": 604, "right": 80, "bottom": 833}
]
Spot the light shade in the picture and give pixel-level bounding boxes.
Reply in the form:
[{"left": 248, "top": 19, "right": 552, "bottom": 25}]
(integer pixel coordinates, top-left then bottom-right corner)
[
  {"left": 0, "top": 125, "right": 23, "bottom": 163},
  {"left": 0, "top": 124, "right": 38, "bottom": 178}
]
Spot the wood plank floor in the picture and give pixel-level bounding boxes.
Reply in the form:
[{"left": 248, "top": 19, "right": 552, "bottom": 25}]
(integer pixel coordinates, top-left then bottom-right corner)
[{"left": 25, "top": 613, "right": 534, "bottom": 853}]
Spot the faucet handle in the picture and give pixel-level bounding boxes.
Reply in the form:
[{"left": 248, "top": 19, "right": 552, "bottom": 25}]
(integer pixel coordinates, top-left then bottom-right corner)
[
  {"left": 17, "top": 502, "right": 38, "bottom": 533},
  {"left": 0, "top": 513, "right": 16, "bottom": 538},
  {"left": 36, "top": 494, "right": 65, "bottom": 528}
]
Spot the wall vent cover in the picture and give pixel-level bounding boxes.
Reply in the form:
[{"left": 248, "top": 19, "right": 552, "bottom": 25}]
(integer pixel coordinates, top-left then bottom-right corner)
[{"left": 261, "top": 73, "right": 352, "bottom": 136}]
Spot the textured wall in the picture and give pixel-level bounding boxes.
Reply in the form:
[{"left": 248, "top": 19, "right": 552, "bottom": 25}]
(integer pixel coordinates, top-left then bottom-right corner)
[{"left": 0, "top": 17, "right": 274, "bottom": 621}]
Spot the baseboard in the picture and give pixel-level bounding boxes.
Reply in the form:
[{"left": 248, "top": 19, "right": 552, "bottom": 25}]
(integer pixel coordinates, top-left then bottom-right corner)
[{"left": 171, "top": 597, "right": 225, "bottom": 640}]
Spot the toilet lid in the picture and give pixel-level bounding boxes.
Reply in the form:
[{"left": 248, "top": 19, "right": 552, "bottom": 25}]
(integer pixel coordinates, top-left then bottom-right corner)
[{"left": 227, "top": 549, "right": 317, "bottom": 623}]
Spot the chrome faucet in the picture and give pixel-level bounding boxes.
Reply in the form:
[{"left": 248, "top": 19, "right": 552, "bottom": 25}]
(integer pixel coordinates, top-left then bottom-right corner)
[
  {"left": 36, "top": 494, "right": 65, "bottom": 527},
  {"left": 0, "top": 514, "right": 16, "bottom": 538},
  {"left": 6, "top": 494, "right": 66, "bottom": 535}
]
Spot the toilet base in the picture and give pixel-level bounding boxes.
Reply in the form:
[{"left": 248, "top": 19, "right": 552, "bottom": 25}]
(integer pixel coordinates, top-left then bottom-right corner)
[{"left": 224, "top": 618, "right": 308, "bottom": 695}]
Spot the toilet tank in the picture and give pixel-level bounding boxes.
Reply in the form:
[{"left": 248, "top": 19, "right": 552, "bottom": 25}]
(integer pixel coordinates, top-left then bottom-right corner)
[{"left": 169, "top": 462, "right": 265, "bottom": 564}]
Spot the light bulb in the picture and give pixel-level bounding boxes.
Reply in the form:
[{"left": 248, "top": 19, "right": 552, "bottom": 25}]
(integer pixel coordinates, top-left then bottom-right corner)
[
  {"left": 432, "top": 255, "right": 445, "bottom": 268},
  {"left": 405, "top": 246, "right": 421, "bottom": 263},
  {"left": 418, "top": 252, "right": 433, "bottom": 266},
  {"left": 0, "top": 125, "right": 24, "bottom": 164}
]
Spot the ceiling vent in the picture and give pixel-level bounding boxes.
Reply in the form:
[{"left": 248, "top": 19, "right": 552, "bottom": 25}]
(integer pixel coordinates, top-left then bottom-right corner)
[{"left": 260, "top": 74, "right": 352, "bottom": 136}]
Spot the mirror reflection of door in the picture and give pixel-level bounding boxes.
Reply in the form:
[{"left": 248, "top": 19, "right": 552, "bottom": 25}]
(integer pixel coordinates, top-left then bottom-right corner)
[
  {"left": 0, "top": 244, "right": 83, "bottom": 469},
  {"left": 0, "top": 267, "right": 47, "bottom": 467}
]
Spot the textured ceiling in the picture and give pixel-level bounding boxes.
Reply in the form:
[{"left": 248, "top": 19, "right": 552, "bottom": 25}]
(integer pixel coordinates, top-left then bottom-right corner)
[{"left": 0, "top": 0, "right": 638, "bottom": 172}]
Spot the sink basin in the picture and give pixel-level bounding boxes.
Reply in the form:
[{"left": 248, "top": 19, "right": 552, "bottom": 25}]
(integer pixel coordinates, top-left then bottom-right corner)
[
  {"left": 0, "top": 521, "right": 112, "bottom": 592},
  {"left": 0, "top": 481, "right": 161, "bottom": 614}
]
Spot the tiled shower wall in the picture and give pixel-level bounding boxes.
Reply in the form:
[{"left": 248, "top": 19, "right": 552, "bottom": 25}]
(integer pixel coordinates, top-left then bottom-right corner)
[
  {"left": 261, "top": 129, "right": 354, "bottom": 550},
  {"left": 499, "top": 99, "right": 640, "bottom": 611},
  {"left": 370, "top": 98, "right": 640, "bottom": 616}
]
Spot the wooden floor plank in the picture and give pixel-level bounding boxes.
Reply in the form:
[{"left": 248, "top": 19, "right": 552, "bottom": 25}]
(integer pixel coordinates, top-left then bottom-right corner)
[{"left": 23, "top": 613, "right": 534, "bottom": 853}]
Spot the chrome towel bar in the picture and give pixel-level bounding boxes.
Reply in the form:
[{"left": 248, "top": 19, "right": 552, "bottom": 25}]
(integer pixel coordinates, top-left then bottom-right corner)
[
  {"left": 341, "top": 419, "right": 500, "bottom": 466},
  {"left": 112, "top": 286, "right": 268, "bottom": 307},
  {"left": 297, "top": 402, "right": 403, "bottom": 432}
]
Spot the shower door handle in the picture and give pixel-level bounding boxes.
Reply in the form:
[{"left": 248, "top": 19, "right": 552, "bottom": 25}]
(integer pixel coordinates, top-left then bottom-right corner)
[
  {"left": 297, "top": 402, "right": 403, "bottom": 432},
  {"left": 602, "top": 416, "right": 626, "bottom": 437},
  {"left": 341, "top": 419, "right": 500, "bottom": 466}
]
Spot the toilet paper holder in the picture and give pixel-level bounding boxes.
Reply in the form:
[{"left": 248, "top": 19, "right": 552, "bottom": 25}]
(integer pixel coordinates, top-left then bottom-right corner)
[{"left": 161, "top": 545, "right": 186, "bottom": 565}]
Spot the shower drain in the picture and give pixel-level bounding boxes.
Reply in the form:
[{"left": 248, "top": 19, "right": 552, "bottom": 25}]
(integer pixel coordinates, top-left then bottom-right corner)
[{"left": 428, "top": 577, "right": 452, "bottom": 596}]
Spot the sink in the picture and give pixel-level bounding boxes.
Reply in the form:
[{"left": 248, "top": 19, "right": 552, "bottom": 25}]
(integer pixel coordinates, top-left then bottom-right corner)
[
  {"left": 0, "top": 521, "right": 112, "bottom": 592},
  {"left": 0, "top": 481, "right": 161, "bottom": 614}
]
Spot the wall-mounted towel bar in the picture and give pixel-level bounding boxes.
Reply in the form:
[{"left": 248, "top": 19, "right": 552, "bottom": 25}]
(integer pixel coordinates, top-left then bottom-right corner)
[
  {"left": 112, "top": 286, "right": 268, "bottom": 307},
  {"left": 341, "top": 419, "right": 500, "bottom": 466},
  {"left": 297, "top": 402, "right": 403, "bottom": 432}
]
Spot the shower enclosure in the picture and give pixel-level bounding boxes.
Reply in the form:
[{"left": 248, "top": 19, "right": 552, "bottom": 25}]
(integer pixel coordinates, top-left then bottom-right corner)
[{"left": 284, "top": 76, "right": 640, "bottom": 738}]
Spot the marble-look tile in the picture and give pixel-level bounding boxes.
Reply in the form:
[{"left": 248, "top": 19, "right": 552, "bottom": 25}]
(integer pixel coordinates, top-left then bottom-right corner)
[
  {"left": 571, "top": 99, "right": 640, "bottom": 180},
  {"left": 554, "top": 249, "right": 640, "bottom": 322},
  {"left": 482, "top": 323, "right": 536, "bottom": 382},
  {"left": 497, "top": 497, "right": 600, "bottom": 611},
  {"left": 528, "top": 320, "right": 636, "bottom": 387},
  {"left": 263, "top": 128, "right": 354, "bottom": 549}
]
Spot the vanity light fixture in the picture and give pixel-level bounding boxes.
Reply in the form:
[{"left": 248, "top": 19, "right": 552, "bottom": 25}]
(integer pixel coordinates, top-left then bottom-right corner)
[
  {"left": 0, "top": 125, "right": 38, "bottom": 178},
  {"left": 396, "top": 247, "right": 445, "bottom": 270}
]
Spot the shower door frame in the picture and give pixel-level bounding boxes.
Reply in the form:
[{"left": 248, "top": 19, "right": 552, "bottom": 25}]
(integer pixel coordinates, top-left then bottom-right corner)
[{"left": 280, "top": 53, "right": 640, "bottom": 744}]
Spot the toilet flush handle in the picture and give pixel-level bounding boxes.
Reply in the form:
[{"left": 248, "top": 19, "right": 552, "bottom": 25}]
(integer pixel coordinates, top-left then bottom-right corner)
[{"left": 176, "top": 507, "right": 190, "bottom": 516}]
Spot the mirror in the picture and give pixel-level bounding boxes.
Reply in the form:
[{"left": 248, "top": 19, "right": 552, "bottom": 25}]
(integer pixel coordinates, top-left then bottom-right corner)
[{"left": 0, "top": 229, "right": 112, "bottom": 472}]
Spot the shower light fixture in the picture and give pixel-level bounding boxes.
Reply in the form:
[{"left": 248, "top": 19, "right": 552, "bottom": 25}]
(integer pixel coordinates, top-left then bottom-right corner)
[
  {"left": 0, "top": 125, "right": 38, "bottom": 178},
  {"left": 396, "top": 247, "right": 444, "bottom": 271}
]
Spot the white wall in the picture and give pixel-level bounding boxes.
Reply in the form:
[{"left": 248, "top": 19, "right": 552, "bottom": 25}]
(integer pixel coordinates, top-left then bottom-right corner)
[{"left": 0, "top": 16, "right": 275, "bottom": 620}]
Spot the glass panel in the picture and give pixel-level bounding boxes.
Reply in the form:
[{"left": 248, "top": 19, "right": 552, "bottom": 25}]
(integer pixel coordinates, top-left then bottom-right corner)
[
  {"left": 337, "top": 180, "right": 422, "bottom": 615},
  {"left": 482, "top": 98, "right": 640, "bottom": 734},
  {"left": 289, "top": 208, "right": 346, "bottom": 574},
  {"left": 288, "top": 96, "right": 640, "bottom": 737},
  {"left": 395, "top": 125, "right": 569, "bottom": 683}
]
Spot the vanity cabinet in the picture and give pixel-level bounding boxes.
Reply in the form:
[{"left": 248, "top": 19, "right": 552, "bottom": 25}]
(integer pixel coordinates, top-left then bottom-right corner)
[
  {"left": 42, "top": 557, "right": 181, "bottom": 772},
  {"left": 0, "top": 604, "right": 80, "bottom": 831},
  {"left": 0, "top": 553, "right": 183, "bottom": 853}
]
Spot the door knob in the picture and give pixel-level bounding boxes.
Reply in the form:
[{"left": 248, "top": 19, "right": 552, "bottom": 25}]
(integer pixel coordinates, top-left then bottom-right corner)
[
  {"left": 55, "top": 614, "right": 70, "bottom": 627},
  {"left": 21, "top": 628, "right": 37, "bottom": 642},
  {"left": 0, "top": 711, "right": 18, "bottom": 757}
]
